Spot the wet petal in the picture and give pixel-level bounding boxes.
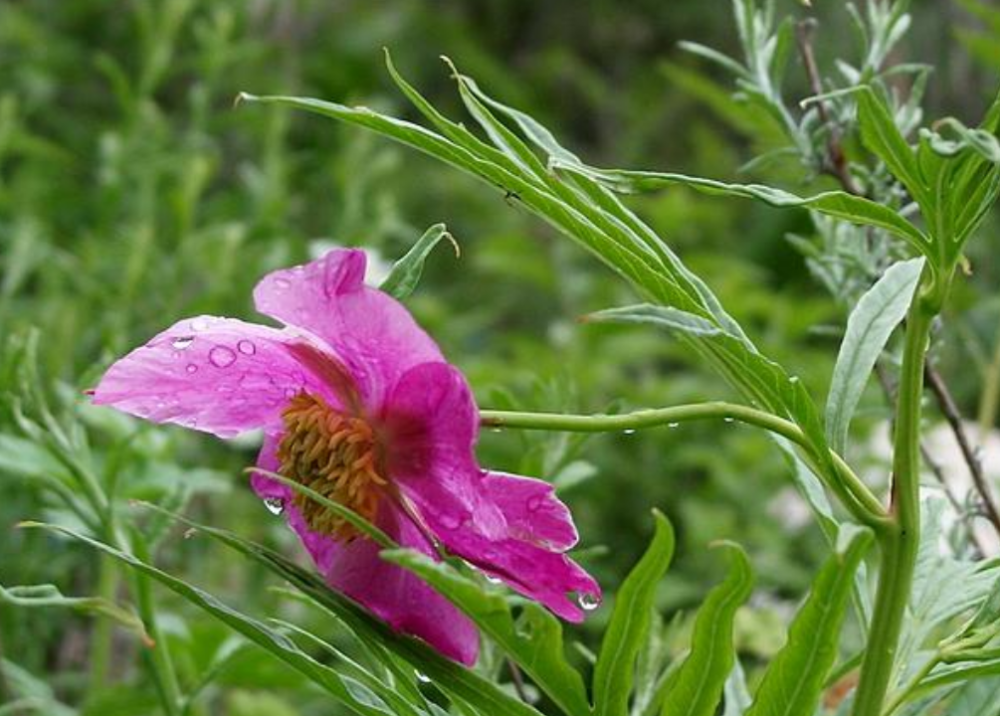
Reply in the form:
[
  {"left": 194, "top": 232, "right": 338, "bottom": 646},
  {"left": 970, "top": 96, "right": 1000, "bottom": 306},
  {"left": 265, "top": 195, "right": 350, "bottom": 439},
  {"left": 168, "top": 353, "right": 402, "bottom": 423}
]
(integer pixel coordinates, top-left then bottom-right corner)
[
  {"left": 383, "top": 363, "right": 599, "bottom": 620},
  {"left": 251, "top": 437, "right": 479, "bottom": 665},
  {"left": 92, "top": 316, "right": 340, "bottom": 438},
  {"left": 253, "top": 249, "right": 443, "bottom": 409}
]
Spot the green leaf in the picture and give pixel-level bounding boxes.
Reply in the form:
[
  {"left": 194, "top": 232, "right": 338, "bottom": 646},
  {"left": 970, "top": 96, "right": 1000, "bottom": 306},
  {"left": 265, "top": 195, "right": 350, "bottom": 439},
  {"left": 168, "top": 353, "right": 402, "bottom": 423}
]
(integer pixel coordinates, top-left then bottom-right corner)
[
  {"left": 593, "top": 510, "right": 676, "bottom": 716},
  {"left": 383, "top": 549, "right": 591, "bottom": 716},
  {"left": 0, "top": 582, "right": 149, "bottom": 644},
  {"left": 585, "top": 304, "right": 724, "bottom": 337},
  {"left": 551, "top": 162, "right": 930, "bottom": 256},
  {"left": 660, "top": 543, "right": 755, "bottom": 716},
  {"left": 380, "top": 223, "right": 456, "bottom": 299},
  {"left": 855, "top": 88, "right": 928, "bottom": 207},
  {"left": 744, "top": 526, "right": 873, "bottom": 716},
  {"left": 825, "top": 258, "right": 925, "bottom": 454}
]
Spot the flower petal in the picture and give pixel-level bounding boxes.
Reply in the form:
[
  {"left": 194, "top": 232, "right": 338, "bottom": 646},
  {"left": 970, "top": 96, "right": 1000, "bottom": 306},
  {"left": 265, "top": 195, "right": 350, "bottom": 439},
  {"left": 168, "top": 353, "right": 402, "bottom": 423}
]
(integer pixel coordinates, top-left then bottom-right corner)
[
  {"left": 92, "top": 316, "right": 340, "bottom": 438},
  {"left": 384, "top": 362, "right": 600, "bottom": 621},
  {"left": 253, "top": 249, "right": 444, "bottom": 409},
  {"left": 251, "top": 436, "right": 479, "bottom": 665}
]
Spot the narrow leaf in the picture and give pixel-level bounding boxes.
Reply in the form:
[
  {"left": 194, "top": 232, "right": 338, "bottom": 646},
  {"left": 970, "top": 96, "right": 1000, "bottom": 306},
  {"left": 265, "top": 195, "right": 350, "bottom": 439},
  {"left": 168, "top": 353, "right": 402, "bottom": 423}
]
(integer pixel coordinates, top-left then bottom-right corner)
[
  {"left": 660, "top": 543, "right": 755, "bottom": 716},
  {"left": 383, "top": 549, "right": 592, "bottom": 716},
  {"left": 586, "top": 304, "right": 723, "bottom": 337},
  {"left": 825, "top": 258, "right": 925, "bottom": 454},
  {"left": 744, "top": 526, "right": 873, "bottom": 716},
  {"left": 855, "top": 88, "right": 928, "bottom": 206},
  {"left": 379, "top": 223, "right": 456, "bottom": 299},
  {"left": 594, "top": 511, "right": 676, "bottom": 716}
]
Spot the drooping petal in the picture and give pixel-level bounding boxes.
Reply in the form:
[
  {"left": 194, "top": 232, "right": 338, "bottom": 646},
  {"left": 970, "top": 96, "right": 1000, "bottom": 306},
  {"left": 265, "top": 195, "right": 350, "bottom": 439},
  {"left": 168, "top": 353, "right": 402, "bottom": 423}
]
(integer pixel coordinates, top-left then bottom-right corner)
[
  {"left": 92, "top": 316, "right": 342, "bottom": 438},
  {"left": 384, "top": 362, "right": 600, "bottom": 621},
  {"left": 251, "top": 436, "right": 479, "bottom": 665},
  {"left": 253, "top": 249, "right": 444, "bottom": 409}
]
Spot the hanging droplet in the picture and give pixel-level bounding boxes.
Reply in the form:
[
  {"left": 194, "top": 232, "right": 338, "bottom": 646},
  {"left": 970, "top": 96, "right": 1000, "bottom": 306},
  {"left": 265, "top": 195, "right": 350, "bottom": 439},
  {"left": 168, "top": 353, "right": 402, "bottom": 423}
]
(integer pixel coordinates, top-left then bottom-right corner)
[
  {"left": 172, "top": 336, "right": 195, "bottom": 350},
  {"left": 577, "top": 592, "right": 601, "bottom": 611},
  {"left": 237, "top": 340, "right": 256, "bottom": 355},
  {"left": 264, "top": 497, "right": 285, "bottom": 516},
  {"left": 208, "top": 345, "right": 237, "bottom": 368}
]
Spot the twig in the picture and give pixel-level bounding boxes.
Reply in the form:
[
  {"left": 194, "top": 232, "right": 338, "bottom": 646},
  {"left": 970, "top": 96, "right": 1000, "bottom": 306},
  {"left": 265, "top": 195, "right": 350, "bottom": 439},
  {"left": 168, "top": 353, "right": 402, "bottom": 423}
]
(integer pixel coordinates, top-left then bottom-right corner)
[
  {"left": 508, "top": 659, "right": 529, "bottom": 702},
  {"left": 795, "top": 20, "right": 863, "bottom": 196},
  {"left": 924, "top": 364, "right": 1000, "bottom": 537}
]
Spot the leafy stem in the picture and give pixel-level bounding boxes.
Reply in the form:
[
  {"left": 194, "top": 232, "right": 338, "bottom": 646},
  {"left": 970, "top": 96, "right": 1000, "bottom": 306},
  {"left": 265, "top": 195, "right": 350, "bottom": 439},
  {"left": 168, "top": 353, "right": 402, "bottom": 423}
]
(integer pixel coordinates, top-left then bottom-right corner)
[
  {"left": 480, "top": 402, "right": 889, "bottom": 531},
  {"left": 852, "top": 282, "right": 938, "bottom": 716}
]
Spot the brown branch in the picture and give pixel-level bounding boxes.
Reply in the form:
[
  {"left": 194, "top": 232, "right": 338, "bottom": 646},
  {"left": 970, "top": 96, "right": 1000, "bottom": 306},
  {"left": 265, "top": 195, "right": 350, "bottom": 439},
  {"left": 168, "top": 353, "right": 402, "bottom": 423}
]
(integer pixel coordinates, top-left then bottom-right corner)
[
  {"left": 925, "top": 364, "right": 1000, "bottom": 537},
  {"left": 794, "top": 20, "right": 863, "bottom": 196}
]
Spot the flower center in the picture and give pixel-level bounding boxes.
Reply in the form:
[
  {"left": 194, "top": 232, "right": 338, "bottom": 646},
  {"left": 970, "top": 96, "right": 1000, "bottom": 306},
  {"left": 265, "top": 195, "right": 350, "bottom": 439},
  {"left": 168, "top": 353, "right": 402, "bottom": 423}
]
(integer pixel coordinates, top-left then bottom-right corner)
[{"left": 277, "top": 392, "right": 386, "bottom": 542}]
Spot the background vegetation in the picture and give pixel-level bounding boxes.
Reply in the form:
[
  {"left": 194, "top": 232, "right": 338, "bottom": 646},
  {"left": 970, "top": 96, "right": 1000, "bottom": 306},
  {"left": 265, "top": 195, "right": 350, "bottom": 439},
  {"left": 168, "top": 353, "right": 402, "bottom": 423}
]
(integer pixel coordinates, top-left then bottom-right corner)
[{"left": 2, "top": 0, "right": 1000, "bottom": 713}]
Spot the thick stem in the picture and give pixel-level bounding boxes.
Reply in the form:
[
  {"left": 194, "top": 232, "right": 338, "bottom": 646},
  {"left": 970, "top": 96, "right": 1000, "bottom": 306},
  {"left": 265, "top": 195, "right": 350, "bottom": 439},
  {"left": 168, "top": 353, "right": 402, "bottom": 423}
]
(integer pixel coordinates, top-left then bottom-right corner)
[
  {"left": 481, "top": 401, "right": 889, "bottom": 531},
  {"left": 851, "top": 297, "right": 935, "bottom": 716}
]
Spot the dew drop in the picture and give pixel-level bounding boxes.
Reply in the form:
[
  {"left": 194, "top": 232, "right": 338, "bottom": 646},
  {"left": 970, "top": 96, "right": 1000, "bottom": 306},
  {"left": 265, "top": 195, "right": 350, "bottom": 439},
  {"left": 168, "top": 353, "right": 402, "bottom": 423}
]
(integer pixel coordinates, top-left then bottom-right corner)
[
  {"left": 190, "top": 317, "right": 211, "bottom": 332},
  {"left": 526, "top": 495, "right": 543, "bottom": 512},
  {"left": 186, "top": 364, "right": 198, "bottom": 374},
  {"left": 723, "top": 417, "right": 734, "bottom": 423},
  {"left": 440, "top": 513, "right": 463, "bottom": 530},
  {"left": 275, "top": 277, "right": 291, "bottom": 290},
  {"left": 237, "top": 340, "right": 256, "bottom": 355},
  {"left": 263, "top": 497, "right": 285, "bottom": 516},
  {"left": 415, "top": 671, "right": 431, "bottom": 684},
  {"left": 284, "top": 387, "right": 299, "bottom": 398},
  {"left": 623, "top": 428, "right": 636, "bottom": 435},
  {"left": 577, "top": 592, "right": 601, "bottom": 611},
  {"left": 485, "top": 574, "right": 502, "bottom": 585},
  {"left": 208, "top": 345, "right": 237, "bottom": 368},
  {"left": 172, "top": 336, "right": 195, "bottom": 350},
  {"left": 667, "top": 422, "right": 680, "bottom": 429}
]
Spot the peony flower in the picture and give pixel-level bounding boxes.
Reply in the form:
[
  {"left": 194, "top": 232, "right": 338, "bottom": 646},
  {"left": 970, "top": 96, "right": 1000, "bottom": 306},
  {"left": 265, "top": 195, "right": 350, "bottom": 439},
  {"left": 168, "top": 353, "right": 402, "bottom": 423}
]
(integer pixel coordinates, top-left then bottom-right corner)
[{"left": 91, "top": 248, "right": 600, "bottom": 664}]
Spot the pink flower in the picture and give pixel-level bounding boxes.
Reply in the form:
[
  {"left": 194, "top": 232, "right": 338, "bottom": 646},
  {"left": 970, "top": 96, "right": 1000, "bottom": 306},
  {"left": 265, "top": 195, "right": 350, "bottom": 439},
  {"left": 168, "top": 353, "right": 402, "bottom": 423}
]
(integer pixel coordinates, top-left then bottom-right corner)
[{"left": 92, "top": 248, "right": 600, "bottom": 665}]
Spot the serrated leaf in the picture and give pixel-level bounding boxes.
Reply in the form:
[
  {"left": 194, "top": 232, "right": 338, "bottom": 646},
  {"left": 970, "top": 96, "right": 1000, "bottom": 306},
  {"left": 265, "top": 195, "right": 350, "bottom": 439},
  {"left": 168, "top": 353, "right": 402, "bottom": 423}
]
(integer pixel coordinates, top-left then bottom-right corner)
[
  {"left": 855, "top": 88, "right": 928, "bottom": 207},
  {"left": 825, "top": 258, "right": 925, "bottom": 454},
  {"left": 744, "top": 526, "right": 873, "bottom": 716},
  {"left": 383, "top": 549, "right": 591, "bottom": 716},
  {"left": 660, "top": 543, "right": 755, "bottom": 716},
  {"left": 380, "top": 224, "right": 455, "bottom": 299},
  {"left": 593, "top": 511, "right": 675, "bottom": 716}
]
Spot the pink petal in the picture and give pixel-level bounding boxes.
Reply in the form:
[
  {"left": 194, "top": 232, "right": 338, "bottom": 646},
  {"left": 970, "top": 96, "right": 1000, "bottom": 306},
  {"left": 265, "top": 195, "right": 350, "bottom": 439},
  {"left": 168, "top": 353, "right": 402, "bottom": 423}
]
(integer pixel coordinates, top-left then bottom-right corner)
[
  {"left": 384, "top": 362, "right": 600, "bottom": 621},
  {"left": 251, "top": 436, "right": 479, "bottom": 665},
  {"left": 253, "top": 249, "right": 444, "bottom": 410},
  {"left": 92, "top": 316, "right": 342, "bottom": 438}
]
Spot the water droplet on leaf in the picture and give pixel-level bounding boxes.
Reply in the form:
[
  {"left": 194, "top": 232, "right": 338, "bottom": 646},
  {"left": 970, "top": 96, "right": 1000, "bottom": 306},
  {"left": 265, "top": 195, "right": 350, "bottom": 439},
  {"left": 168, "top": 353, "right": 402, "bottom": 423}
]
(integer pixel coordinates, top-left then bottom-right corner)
[
  {"left": 667, "top": 422, "right": 679, "bottom": 429},
  {"left": 264, "top": 497, "right": 285, "bottom": 516},
  {"left": 623, "top": 428, "right": 636, "bottom": 435},
  {"left": 172, "top": 336, "right": 195, "bottom": 350},
  {"left": 237, "top": 340, "right": 256, "bottom": 355},
  {"left": 577, "top": 592, "right": 601, "bottom": 611},
  {"left": 208, "top": 345, "right": 237, "bottom": 368},
  {"left": 723, "top": 417, "right": 734, "bottom": 423},
  {"left": 415, "top": 671, "right": 431, "bottom": 684}
]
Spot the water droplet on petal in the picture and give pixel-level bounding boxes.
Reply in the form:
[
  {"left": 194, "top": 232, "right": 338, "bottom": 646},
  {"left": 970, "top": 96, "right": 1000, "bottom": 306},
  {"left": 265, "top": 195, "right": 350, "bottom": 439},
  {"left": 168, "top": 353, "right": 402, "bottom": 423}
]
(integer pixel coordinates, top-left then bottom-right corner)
[
  {"left": 526, "top": 496, "right": 543, "bottom": 512},
  {"left": 237, "top": 340, "right": 256, "bottom": 355},
  {"left": 667, "top": 422, "right": 679, "bottom": 429},
  {"left": 275, "top": 277, "right": 291, "bottom": 290},
  {"left": 190, "top": 318, "right": 211, "bottom": 332},
  {"left": 208, "top": 345, "right": 237, "bottom": 368},
  {"left": 577, "top": 592, "right": 601, "bottom": 611},
  {"left": 440, "top": 513, "right": 463, "bottom": 530},
  {"left": 186, "top": 364, "right": 198, "bottom": 374},
  {"left": 264, "top": 497, "right": 285, "bottom": 516},
  {"left": 172, "top": 336, "right": 195, "bottom": 350},
  {"left": 284, "top": 387, "right": 299, "bottom": 399}
]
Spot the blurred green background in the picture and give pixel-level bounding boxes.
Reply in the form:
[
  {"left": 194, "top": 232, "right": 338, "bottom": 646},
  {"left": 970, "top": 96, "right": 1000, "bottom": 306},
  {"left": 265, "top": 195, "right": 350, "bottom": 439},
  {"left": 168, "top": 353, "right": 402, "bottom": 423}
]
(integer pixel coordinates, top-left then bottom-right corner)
[{"left": 2, "top": 0, "right": 999, "bottom": 713}]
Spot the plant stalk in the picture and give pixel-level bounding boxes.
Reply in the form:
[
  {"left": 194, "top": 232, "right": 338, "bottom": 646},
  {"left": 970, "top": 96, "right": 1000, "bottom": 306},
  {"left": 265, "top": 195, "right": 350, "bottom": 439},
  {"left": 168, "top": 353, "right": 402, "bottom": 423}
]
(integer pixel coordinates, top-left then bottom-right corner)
[{"left": 851, "top": 295, "right": 936, "bottom": 716}]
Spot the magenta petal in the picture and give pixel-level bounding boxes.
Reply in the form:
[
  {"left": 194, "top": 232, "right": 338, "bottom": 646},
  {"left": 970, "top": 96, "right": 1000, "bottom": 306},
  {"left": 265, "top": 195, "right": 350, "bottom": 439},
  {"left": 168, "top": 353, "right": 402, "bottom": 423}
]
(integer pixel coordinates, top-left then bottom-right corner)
[
  {"left": 253, "top": 249, "right": 444, "bottom": 409},
  {"left": 252, "top": 437, "right": 479, "bottom": 665},
  {"left": 484, "top": 471, "right": 579, "bottom": 551},
  {"left": 92, "top": 316, "right": 339, "bottom": 438},
  {"left": 384, "top": 362, "right": 600, "bottom": 620}
]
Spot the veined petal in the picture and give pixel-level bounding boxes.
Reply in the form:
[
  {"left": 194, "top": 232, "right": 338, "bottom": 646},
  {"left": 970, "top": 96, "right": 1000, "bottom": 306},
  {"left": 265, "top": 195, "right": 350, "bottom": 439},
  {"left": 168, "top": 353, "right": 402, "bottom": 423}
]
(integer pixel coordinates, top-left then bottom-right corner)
[
  {"left": 253, "top": 249, "right": 443, "bottom": 409},
  {"left": 92, "top": 316, "right": 340, "bottom": 438},
  {"left": 384, "top": 362, "right": 600, "bottom": 621},
  {"left": 252, "top": 436, "right": 479, "bottom": 665}
]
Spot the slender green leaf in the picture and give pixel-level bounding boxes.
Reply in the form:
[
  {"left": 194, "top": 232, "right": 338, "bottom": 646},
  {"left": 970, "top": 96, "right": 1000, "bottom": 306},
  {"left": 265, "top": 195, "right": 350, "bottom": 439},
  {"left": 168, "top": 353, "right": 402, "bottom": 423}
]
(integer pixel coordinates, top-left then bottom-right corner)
[
  {"left": 744, "top": 526, "right": 873, "bottom": 716},
  {"left": 586, "top": 304, "right": 724, "bottom": 337},
  {"left": 593, "top": 510, "right": 676, "bottom": 716},
  {"left": 825, "top": 258, "right": 925, "bottom": 454},
  {"left": 380, "top": 224, "right": 456, "bottom": 300},
  {"left": 383, "top": 549, "right": 591, "bottom": 716},
  {"left": 855, "top": 88, "right": 928, "bottom": 206},
  {"left": 660, "top": 543, "right": 755, "bottom": 716}
]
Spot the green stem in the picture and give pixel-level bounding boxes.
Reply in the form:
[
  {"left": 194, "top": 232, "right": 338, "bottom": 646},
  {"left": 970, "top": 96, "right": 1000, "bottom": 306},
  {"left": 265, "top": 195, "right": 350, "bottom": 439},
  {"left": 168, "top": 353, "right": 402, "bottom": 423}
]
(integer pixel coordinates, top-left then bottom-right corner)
[
  {"left": 851, "top": 295, "right": 936, "bottom": 716},
  {"left": 481, "top": 401, "right": 889, "bottom": 530},
  {"left": 882, "top": 653, "right": 941, "bottom": 716},
  {"left": 87, "top": 554, "right": 119, "bottom": 692}
]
